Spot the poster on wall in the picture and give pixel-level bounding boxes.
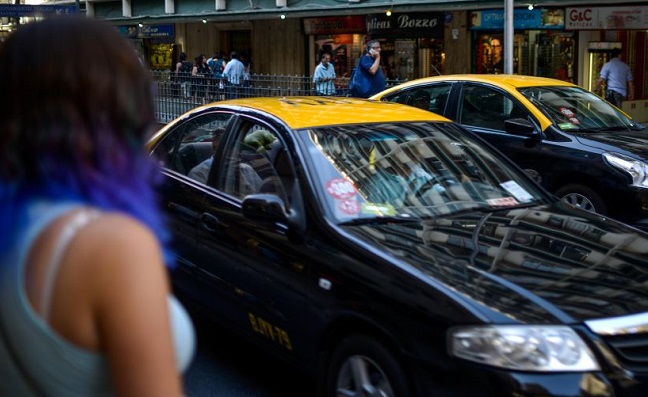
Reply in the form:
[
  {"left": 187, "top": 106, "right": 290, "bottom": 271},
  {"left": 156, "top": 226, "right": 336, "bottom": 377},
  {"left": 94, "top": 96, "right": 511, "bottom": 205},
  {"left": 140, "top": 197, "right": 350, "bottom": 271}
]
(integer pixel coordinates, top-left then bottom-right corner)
[
  {"left": 149, "top": 43, "right": 174, "bottom": 70},
  {"left": 476, "top": 35, "right": 504, "bottom": 74}
]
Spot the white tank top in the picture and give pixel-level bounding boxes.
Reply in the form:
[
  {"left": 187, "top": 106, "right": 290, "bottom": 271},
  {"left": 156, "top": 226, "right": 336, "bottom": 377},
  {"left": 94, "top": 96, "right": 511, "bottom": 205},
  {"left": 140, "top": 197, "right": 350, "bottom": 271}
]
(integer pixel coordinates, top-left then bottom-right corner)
[{"left": 0, "top": 201, "right": 195, "bottom": 396}]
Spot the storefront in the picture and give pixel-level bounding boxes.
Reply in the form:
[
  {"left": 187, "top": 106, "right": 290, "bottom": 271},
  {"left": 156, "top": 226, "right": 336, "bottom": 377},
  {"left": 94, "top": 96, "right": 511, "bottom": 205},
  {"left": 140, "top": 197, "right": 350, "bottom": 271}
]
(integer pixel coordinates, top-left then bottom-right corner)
[
  {"left": 565, "top": 5, "right": 647, "bottom": 102},
  {"left": 470, "top": 7, "right": 575, "bottom": 83},
  {"left": 366, "top": 11, "right": 445, "bottom": 80},
  {"left": 118, "top": 23, "right": 176, "bottom": 70},
  {"left": 304, "top": 16, "right": 366, "bottom": 79}
]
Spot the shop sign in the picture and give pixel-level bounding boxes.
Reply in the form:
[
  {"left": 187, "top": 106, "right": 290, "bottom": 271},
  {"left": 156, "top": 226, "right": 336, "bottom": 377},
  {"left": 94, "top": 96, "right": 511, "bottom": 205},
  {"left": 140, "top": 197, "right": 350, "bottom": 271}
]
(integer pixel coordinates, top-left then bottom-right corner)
[
  {"left": 117, "top": 26, "right": 138, "bottom": 39},
  {"left": 137, "top": 24, "right": 174, "bottom": 39},
  {"left": 470, "top": 8, "right": 564, "bottom": 30},
  {"left": 367, "top": 12, "right": 444, "bottom": 38},
  {"left": 0, "top": 4, "right": 77, "bottom": 17},
  {"left": 303, "top": 16, "right": 365, "bottom": 35},
  {"left": 566, "top": 6, "right": 648, "bottom": 30}
]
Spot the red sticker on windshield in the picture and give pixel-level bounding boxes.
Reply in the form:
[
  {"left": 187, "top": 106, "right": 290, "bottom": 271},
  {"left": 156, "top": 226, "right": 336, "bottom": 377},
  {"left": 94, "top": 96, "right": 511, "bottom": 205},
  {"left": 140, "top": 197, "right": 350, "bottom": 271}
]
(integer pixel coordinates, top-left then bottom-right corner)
[{"left": 326, "top": 178, "right": 357, "bottom": 200}]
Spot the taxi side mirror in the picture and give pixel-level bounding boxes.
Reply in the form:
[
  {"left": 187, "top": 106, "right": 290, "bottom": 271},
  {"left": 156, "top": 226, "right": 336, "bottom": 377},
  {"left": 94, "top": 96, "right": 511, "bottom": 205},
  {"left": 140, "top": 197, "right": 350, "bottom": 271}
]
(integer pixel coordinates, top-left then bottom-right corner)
[
  {"left": 504, "top": 118, "right": 538, "bottom": 137},
  {"left": 242, "top": 193, "right": 305, "bottom": 240}
]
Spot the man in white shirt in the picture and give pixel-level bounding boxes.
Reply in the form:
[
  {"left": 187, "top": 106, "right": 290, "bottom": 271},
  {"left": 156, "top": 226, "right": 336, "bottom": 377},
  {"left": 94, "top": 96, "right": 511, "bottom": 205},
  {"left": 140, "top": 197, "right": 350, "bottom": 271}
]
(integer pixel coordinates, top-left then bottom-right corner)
[
  {"left": 222, "top": 51, "right": 245, "bottom": 99},
  {"left": 595, "top": 48, "right": 634, "bottom": 108},
  {"left": 313, "top": 52, "right": 336, "bottom": 96}
]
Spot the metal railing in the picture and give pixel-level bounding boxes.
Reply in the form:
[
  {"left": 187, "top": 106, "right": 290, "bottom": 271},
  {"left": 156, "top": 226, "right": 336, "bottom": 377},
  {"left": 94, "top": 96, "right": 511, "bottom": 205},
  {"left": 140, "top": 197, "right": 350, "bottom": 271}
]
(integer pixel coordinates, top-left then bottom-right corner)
[{"left": 151, "top": 70, "right": 406, "bottom": 123}]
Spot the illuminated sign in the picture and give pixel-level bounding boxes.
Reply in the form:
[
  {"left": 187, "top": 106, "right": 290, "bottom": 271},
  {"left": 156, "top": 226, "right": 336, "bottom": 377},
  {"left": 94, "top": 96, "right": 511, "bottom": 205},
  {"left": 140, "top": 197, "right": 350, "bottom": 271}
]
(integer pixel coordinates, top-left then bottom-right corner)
[
  {"left": 0, "top": 4, "right": 77, "bottom": 17},
  {"left": 470, "top": 8, "right": 565, "bottom": 30},
  {"left": 137, "top": 24, "right": 174, "bottom": 38}
]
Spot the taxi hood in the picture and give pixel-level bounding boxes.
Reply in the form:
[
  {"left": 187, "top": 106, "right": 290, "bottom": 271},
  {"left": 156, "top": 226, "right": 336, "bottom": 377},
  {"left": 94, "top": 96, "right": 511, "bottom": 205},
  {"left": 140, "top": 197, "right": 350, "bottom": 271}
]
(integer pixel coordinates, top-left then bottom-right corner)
[
  {"left": 573, "top": 130, "right": 648, "bottom": 159},
  {"left": 342, "top": 202, "right": 648, "bottom": 325}
]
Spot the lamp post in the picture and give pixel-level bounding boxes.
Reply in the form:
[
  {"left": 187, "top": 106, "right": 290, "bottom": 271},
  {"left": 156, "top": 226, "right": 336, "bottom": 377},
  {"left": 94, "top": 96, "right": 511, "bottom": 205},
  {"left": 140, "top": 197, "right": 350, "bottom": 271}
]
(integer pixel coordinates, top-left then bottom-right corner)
[{"left": 504, "top": 0, "right": 513, "bottom": 74}]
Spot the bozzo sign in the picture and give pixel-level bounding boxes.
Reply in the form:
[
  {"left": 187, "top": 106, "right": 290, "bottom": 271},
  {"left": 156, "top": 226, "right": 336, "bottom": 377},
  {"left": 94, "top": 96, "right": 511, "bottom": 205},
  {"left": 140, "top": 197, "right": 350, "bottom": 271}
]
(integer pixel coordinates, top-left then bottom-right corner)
[{"left": 366, "top": 12, "right": 444, "bottom": 38}]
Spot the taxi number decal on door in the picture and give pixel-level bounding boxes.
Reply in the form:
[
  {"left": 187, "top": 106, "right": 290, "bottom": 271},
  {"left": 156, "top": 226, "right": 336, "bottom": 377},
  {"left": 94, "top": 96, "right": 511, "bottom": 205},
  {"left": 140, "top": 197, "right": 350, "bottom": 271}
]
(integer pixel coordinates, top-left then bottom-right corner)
[{"left": 248, "top": 312, "right": 293, "bottom": 351}]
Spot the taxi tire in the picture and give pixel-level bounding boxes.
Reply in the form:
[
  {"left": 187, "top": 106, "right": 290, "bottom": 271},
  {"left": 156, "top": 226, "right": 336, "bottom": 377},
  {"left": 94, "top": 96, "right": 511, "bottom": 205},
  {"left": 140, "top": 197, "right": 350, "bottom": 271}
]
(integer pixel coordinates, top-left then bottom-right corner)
[
  {"left": 326, "top": 334, "right": 410, "bottom": 397},
  {"left": 555, "top": 183, "right": 607, "bottom": 215}
]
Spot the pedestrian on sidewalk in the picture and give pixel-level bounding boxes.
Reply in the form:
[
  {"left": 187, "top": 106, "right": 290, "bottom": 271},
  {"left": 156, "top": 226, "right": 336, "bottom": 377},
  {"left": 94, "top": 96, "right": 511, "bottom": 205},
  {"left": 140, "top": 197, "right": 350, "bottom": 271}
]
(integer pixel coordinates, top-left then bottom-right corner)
[
  {"left": 349, "top": 40, "right": 386, "bottom": 98},
  {"left": 313, "top": 51, "right": 336, "bottom": 96},
  {"left": 174, "top": 52, "right": 193, "bottom": 98},
  {"left": 595, "top": 47, "right": 634, "bottom": 108},
  {"left": 223, "top": 51, "right": 245, "bottom": 99},
  {"left": 0, "top": 15, "right": 195, "bottom": 397}
]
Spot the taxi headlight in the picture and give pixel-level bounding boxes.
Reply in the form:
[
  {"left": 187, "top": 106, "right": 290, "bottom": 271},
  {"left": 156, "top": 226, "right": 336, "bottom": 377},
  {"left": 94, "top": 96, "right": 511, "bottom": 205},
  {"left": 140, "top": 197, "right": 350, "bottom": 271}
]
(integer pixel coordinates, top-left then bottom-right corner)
[
  {"left": 603, "top": 153, "right": 648, "bottom": 188},
  {"left": 449, "top": 325, "right": 600, "bottom": 371}
]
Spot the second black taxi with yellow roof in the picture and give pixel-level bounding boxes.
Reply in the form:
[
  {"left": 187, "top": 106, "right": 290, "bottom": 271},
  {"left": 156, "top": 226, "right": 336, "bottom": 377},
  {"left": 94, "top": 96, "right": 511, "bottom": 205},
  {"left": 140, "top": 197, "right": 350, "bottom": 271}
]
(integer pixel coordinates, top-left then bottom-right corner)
[
  {"left": 149, "top": 97, "right": 648, "bottom": 397},
  {"left": 373, "top": 75, "right": 648, "bottom": 230}
]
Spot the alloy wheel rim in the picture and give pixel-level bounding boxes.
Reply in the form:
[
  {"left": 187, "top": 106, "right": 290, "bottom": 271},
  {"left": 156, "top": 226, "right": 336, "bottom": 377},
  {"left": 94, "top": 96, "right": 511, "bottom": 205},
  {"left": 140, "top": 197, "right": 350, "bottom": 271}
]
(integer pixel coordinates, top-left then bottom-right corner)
[{"left": 336, "top": 355, "right": 393, "bottom": 397}]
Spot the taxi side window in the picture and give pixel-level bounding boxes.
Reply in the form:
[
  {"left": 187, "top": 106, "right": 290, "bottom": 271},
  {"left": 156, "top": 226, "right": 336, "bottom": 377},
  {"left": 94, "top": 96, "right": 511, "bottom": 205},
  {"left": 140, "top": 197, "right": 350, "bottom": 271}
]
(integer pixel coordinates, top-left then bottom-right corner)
[
  {"left": 407, "top": 84, "right": 452, "bottom": 115},
  {"left": 216, "top": 121, "right": 289, "bottom": 201},
  {"left": 384, "top": 84, "right": 451, "bottom": 116},
  {"left": 151, "top": 113, "right": 232, "bottom": 184},
  {"left": 459, "top": 85, "right": 527, "bottom": 131},
  {"left": 216, "top": 120, "right": 295, "bottom": 206}
]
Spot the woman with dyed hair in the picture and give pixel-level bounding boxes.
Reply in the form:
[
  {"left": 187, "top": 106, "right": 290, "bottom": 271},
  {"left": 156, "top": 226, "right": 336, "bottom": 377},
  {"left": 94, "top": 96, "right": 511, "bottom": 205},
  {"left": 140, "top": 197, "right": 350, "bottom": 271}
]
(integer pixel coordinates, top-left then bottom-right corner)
[{"left": 0, "top": 16, "right": 194, "bottom": 396}]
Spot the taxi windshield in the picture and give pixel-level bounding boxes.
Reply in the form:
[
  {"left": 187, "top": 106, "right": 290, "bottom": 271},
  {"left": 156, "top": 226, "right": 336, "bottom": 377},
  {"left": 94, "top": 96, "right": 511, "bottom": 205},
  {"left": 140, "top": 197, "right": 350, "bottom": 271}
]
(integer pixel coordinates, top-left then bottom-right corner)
[
  {"left": 519, "top": 86, "right": 642, "bottom": 132},
  {"left": 297, "top": 122, "right": 549, "bottom": 224}
]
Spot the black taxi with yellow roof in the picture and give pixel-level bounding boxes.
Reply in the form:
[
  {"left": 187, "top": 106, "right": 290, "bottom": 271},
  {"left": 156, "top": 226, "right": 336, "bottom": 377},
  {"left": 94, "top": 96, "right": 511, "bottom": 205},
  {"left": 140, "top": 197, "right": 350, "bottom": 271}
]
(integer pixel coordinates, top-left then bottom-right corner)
[
  {"left": 149, "top": 96, "right": 648, "bottom": 397},
  {"left": 373, "top": 74, "right": 648, "bottom": 230}
]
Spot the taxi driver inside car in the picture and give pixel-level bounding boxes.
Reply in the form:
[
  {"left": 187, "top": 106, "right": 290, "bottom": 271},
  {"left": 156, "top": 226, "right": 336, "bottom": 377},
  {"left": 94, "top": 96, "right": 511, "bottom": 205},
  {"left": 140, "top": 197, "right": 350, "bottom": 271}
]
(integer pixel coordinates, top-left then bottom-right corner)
[{"left": 319, "top": 136, "right": 535, "bottom": 219}]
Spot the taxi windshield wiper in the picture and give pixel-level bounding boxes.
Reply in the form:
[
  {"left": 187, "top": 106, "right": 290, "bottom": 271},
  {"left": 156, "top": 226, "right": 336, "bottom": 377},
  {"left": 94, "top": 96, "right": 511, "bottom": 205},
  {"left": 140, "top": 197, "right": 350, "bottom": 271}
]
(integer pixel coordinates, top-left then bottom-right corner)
[
  {"left": 338, "top": 215, "right": 419, "bottom": 226},
  {"left": 585, "top": 126, "right": 634, "bottom": 132}
]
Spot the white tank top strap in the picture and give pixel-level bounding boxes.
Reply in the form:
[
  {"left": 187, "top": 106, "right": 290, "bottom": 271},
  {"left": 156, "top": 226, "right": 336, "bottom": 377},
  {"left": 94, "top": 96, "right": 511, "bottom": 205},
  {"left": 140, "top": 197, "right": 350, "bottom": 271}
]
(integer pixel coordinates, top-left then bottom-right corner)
[{"left": 40, "top": 209, "right": 102, "bottom": 320}]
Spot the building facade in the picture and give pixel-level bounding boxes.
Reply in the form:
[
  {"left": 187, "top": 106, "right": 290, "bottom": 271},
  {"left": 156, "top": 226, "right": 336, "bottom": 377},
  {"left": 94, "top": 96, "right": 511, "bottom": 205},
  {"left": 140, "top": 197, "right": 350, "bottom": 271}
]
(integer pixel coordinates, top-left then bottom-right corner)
[{"left": 1, "top": 1, "right": 646, "bottom": 117}]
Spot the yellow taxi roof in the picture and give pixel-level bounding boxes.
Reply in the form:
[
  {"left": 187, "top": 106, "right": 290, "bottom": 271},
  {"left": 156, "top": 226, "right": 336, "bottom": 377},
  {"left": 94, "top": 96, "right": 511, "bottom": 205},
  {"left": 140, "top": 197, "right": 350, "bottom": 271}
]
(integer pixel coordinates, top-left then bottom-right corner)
[
  {"left": 173, "top": 96, "right": 451, "bottom": 130},
  {"left": 371, "top": 74, "right": 579, "bottom": 132},
  {"left": 373, "top": 74, "right": 576, "bottom": 94}
]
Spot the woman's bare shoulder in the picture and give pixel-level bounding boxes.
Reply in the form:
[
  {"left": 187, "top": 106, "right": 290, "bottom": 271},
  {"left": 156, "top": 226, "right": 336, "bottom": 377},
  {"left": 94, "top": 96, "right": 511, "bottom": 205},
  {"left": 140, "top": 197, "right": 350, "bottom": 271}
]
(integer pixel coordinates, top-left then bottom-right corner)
[{"left": 77, "top": 212, "right": 166, "bottom": 280}]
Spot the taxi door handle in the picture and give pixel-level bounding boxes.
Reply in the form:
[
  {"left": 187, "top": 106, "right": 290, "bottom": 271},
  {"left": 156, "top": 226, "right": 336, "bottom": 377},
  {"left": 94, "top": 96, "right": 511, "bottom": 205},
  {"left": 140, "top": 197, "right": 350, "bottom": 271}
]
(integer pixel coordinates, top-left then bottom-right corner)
[{"left": 199, "top": 213, "right": 220, "bottom": 232}]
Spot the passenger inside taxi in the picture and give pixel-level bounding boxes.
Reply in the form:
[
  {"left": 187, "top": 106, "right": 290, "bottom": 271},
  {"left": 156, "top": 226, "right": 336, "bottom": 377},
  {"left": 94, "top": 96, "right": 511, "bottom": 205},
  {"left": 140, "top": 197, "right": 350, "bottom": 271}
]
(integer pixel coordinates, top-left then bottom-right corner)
[
  {"left": 410, "top": 90, "right": 431, "bottom": 111},
  {"left": 188, "top": 127, "right": 226, "bottom": 183}
]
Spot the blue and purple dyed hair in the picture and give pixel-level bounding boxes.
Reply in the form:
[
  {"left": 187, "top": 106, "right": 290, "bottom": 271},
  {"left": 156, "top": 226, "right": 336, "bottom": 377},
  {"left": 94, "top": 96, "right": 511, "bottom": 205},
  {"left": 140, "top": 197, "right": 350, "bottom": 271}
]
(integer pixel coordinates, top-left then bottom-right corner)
[{"left": 0, "top": 16, "right": 173, "bottom": 266}]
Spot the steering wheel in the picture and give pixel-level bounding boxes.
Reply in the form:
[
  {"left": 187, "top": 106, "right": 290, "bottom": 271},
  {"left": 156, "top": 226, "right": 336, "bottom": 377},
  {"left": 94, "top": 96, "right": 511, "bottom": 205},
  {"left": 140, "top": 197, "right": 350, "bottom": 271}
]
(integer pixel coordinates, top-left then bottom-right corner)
[{"left": 410, "top": 176, "right": 457, "bottom": 201}]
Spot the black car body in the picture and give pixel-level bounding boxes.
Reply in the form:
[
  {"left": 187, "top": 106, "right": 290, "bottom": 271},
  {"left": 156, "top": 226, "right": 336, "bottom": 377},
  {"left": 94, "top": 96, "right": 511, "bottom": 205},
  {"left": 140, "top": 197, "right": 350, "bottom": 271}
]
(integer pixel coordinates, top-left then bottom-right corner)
[
  {"left": 372, "top": 75, "right": 648, "bottom": 231},
  {"left": 149, "top": 97, "right": 648, "bottom": 397}
]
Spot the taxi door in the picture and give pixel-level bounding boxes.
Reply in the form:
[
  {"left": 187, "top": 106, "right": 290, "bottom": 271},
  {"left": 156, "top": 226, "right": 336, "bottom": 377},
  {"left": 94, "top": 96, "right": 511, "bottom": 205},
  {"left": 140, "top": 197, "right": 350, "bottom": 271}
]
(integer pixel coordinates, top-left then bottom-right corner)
[
  {"left": 454, "top": 83, "right": 548, "bottom": 183},
  {"left": 198, "top": 114, "right": 309, "bottom": 360}
]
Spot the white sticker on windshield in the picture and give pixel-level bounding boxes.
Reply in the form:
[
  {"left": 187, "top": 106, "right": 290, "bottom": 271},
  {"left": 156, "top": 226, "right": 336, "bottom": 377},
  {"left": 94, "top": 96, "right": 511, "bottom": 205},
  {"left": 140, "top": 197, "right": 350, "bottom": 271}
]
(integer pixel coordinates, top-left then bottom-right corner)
[
  {"left": 500, "top": 181, "right": 534, "bottom": 203},
  {"left": 487, "top": 197, "right": 519, "bottom": 207}
]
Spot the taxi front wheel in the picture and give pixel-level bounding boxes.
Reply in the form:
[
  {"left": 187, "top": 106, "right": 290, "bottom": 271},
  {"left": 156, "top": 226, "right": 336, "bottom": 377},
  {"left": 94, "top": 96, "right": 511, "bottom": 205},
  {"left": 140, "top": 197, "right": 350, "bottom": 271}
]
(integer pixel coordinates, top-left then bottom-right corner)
[
  {"left": 555, "top": 183, "right": 607, "bottom": 215},
  {"left": 326, "top": 334, "right": 411, "bottom": 397}
]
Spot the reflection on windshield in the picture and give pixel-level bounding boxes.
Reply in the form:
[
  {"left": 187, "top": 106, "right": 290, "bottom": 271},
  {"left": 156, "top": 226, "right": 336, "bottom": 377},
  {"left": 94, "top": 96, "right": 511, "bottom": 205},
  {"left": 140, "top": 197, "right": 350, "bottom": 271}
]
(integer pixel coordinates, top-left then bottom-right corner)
[
  {"left": 519, "top": 86, "right": 641, "bottom": 132},
  {"left": 299, "top": 122, "right": 548, "bottom": 223}
]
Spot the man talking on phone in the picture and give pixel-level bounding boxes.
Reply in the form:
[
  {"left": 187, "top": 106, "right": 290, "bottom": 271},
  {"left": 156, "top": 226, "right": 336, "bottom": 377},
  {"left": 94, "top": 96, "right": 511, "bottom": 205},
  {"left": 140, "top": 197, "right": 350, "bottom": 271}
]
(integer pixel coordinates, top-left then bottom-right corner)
[{"left": 349, "top": 40, "right": 386, "bottom": 98}]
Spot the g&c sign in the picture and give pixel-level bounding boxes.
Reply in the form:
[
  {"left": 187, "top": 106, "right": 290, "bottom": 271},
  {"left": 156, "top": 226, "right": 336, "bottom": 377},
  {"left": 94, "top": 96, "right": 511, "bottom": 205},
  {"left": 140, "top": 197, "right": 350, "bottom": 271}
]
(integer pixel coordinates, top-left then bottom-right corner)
[
  {"left": 566, "top": 6, "right": 648, "bottom": 30},
  {"left": 567, "top": 8, "right": 594, "bottom": 29}
]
